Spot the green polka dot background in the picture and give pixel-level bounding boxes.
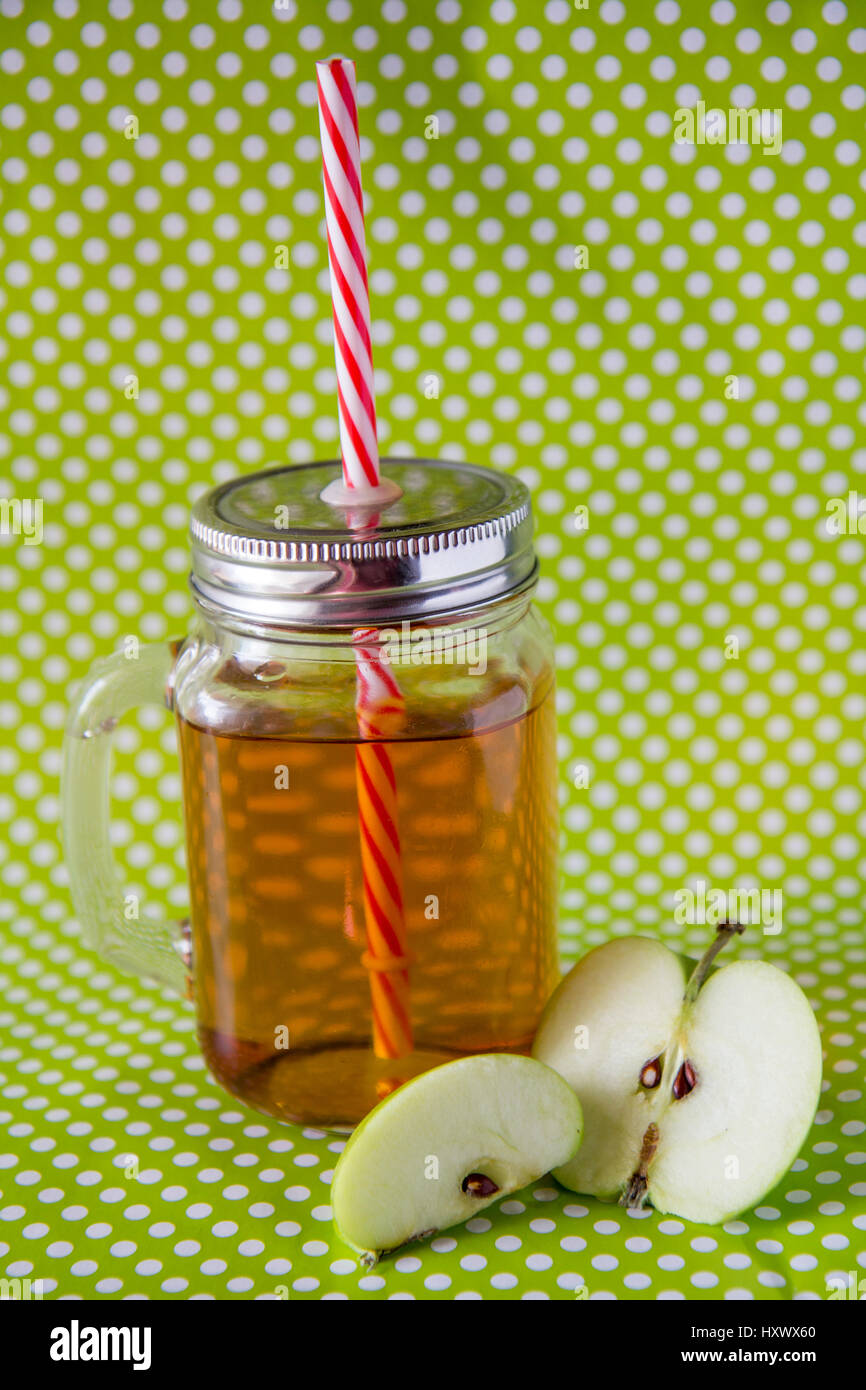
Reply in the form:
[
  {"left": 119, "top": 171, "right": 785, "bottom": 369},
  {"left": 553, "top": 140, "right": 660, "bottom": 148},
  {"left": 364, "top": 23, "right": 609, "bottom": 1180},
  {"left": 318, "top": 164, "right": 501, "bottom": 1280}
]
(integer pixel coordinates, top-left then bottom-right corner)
[{"left": 0, "top": 0, "right": 864, "bottom": 1301}]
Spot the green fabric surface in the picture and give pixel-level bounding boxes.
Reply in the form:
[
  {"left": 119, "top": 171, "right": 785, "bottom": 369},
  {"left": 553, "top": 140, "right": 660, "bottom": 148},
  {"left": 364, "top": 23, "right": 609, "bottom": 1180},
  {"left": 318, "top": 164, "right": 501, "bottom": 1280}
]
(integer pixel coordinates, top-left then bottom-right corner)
[{"left": 1, "top": 0, "right": 865, "bottom": 1300}]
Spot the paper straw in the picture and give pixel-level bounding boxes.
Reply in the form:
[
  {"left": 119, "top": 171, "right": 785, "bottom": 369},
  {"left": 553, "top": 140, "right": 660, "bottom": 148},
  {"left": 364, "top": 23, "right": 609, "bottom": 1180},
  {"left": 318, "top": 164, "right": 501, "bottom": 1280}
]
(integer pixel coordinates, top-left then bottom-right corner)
[
  {"left": 353, "top": 629, "right": 413, "bottom": 1059},
  {"left": 316, "top": 58, "right": 413, "bottom": 1060},
  {"left": 316, "top": 57, "right": 380, "bottom": 490}
]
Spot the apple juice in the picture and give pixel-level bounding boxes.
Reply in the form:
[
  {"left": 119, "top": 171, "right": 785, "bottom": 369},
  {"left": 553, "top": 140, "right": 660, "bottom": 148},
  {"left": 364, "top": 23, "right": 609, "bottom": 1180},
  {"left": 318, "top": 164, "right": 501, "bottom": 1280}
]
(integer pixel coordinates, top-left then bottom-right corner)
[{"left": 177, "top": 690, "right": 559, "bottom": 1129}]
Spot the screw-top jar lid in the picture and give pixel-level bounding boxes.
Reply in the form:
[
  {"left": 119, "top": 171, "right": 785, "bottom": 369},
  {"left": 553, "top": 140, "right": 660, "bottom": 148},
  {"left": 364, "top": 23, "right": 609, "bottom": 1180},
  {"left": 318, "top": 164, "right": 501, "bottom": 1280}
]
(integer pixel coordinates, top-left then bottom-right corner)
[{"left": 189, "top": 458, "right": 538, "bottom": 627}]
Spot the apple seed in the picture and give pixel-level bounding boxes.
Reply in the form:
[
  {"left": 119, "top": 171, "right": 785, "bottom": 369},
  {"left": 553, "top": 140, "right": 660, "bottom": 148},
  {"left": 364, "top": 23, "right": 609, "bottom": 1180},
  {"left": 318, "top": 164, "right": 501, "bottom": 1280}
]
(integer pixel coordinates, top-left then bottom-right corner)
[
  {"left": 639, "top": 1056, "right": 662, "bottom": 1089},
  {"left": 462, "top": 1173, "right": 500, "bottom": 1198},
  {"left": 672, "top": 1060, "right": 697, "bottom": 1099}
]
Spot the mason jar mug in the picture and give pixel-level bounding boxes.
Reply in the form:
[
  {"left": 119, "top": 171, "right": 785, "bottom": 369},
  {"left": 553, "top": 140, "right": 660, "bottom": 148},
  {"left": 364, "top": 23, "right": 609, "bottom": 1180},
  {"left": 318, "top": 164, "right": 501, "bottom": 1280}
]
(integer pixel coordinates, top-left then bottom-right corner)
[{"left": 62, "top": 459, "right": 560, "bottom": 1128}]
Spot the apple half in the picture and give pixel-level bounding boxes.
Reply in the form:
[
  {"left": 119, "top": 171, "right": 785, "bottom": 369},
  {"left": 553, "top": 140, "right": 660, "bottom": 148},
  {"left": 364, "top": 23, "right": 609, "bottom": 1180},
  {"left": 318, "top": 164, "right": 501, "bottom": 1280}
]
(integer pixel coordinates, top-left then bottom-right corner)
[
  {"left": 533, "top": 926, "right": 823, "bottom": 1224},
  {"left": 330, "top": 1053, "right": 583, "bottom": 1265}
]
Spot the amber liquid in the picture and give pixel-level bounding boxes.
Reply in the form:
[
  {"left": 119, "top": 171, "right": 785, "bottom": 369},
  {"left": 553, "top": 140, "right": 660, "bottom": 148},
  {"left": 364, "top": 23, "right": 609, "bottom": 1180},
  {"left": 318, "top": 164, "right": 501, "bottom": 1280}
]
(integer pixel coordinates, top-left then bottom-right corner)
[{"left": 178, "top": 693, "right": 559, "bottom": 1128}]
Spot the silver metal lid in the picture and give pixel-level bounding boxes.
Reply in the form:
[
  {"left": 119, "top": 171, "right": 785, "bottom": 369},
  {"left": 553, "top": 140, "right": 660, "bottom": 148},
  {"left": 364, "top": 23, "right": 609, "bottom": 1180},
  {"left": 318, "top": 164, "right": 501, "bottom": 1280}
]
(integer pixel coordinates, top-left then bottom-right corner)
[{"left": 189, "top": 458, "right": 538, "bottom": 627}]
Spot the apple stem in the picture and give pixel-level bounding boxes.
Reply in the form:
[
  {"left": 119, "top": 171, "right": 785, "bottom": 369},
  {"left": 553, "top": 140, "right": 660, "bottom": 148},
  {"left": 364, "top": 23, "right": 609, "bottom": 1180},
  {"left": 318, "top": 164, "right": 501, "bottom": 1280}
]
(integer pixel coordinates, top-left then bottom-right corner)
[
  {"left": 620, "top": 1122, "right": 660, "bottom": 1210},
  {"left": 683, "top": 920, "right": 745, "bottom": 1006}
]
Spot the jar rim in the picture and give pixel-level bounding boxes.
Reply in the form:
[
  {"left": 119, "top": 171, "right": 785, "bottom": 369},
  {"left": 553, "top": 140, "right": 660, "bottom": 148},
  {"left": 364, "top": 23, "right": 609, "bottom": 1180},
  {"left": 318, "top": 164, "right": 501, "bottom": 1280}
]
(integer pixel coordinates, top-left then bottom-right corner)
[{"left": 189, "top": 567, "right": 539, "bottom": 641}]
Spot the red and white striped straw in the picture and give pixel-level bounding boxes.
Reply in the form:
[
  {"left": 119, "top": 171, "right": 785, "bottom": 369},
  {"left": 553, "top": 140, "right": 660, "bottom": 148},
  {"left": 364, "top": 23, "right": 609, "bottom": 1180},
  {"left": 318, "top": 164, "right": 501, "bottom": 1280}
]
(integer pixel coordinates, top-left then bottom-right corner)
[
  {"left": 316, "top": 57, "right": 380, "bottom": 491},
  {"left": 353, "top": 630, "right": 406, "bottom": 739},
  {"left": 316, "top": 59, "right": 413, "bottom": 1062},
  {"left": 353, "top": 630, "right": 413, "bottom": 1061}
]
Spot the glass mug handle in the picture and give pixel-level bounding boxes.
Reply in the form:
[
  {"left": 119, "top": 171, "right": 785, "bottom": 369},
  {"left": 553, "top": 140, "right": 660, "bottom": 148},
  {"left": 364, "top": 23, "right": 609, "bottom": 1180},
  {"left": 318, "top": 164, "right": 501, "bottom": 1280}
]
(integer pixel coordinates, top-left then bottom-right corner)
[{"left": 61, "top": 640, "right": 191, "bottom": 996}]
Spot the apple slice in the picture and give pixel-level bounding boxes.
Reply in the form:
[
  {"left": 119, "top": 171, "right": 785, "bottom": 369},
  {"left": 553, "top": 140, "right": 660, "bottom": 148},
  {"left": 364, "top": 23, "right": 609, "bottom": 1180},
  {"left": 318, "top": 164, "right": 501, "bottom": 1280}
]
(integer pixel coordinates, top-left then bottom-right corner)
[
  {"left": 330, "top": 1053, "right": 583, "bottom": 1265},
  {"left": 534, "top": 936, "right": 690, "bottom": 1200},
  {"left": 533, "top": 926, "right": 823, "bottom": 1224}
]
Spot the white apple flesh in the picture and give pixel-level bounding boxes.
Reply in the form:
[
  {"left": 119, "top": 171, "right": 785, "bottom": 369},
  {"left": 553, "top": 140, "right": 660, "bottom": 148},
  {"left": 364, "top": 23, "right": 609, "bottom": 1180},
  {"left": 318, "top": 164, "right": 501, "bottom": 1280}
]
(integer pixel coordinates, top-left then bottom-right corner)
[
  {"left": 330, "top": 1053, "right": 583, "bottom": 1265},
  {"left": 533, "top": 929, "right": 823, "bottom": 1224}
]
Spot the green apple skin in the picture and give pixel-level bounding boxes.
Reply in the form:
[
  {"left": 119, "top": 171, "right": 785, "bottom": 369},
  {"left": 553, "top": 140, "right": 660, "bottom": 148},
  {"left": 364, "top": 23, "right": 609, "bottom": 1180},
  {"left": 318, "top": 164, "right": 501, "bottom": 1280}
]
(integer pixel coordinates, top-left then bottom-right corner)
[
  {"left": 533, "top": 937, "right": 823, "bottom": 1225},
  {"left": 330, "top": 1053, "right": 583, "bottom": 1264}
]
